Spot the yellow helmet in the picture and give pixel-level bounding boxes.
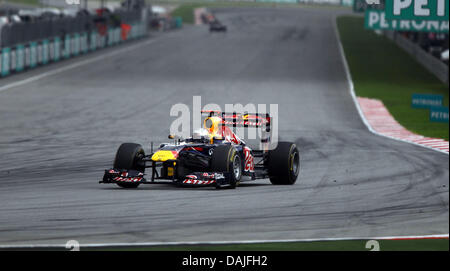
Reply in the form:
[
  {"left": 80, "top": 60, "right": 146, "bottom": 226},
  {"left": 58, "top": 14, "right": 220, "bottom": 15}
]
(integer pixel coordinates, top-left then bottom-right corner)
[{"left": 203, "top": 116, "right": 223, "bottom": 140}]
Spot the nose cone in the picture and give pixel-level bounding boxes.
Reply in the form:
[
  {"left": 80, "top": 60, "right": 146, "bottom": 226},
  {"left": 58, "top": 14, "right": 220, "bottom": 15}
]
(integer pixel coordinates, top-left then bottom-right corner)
[{"left": 151, "top": 150, "right": 178, "bottom": 162}]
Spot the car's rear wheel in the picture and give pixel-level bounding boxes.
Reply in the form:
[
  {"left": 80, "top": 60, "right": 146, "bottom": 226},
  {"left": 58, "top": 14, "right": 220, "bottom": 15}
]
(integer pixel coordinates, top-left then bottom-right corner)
[
  {"left": 267, "top": 142, "right": 299, "bottom": 185},
  {"left": 210, "top": 145, "right": 241, "bottom": 189},
  {"left": 113, "top": 143, "right": 145, "bottom": 188}
]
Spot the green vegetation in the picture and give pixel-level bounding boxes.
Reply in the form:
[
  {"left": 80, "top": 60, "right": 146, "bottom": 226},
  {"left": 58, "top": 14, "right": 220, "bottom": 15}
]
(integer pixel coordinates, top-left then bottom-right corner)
[
  {"left": 91, "top": 239, "right": 449, "bottom": 251},
  {"left": 337, "top": 16, "right": 449, "bottom": 140},
  {"left": 3, "top": 0, "right": 41, "bottom": 6},
  {"left": 171, "top": 2, "right": 205, "bottom": 24}
]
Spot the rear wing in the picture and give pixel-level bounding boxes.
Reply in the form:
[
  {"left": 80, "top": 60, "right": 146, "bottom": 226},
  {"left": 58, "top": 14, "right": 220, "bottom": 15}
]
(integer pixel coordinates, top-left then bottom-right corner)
[{"left": 201, "top": 110, "right": 271, "bottom": 132}]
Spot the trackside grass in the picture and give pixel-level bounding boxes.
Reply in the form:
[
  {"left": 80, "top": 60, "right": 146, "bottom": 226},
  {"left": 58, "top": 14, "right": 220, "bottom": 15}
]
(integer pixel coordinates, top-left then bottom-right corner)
[
  {"left": 337, "top": 16, "right": 449, "bottom": 141},
  {"left": 3, "top": 0, "right": 41, "bottom": 6},
  {"left": 87, "top": 239, "right": 449, "bottom": 251},
  {"left": 171, "top": 3, "right": 205, "bottom": 24}
]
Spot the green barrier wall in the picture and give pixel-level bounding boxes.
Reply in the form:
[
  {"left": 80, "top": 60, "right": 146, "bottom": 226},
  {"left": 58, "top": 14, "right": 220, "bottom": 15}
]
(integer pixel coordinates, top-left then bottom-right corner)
[
  {"left": 73, "top": 34, "right": 80, "bottom": 56},
  {"left": 54, "top": 37, "right": 61, "bottom": 62},
  {"left": 30, "top": 42, "right": 37, "bottom": 68},
  {"left": 114, "top": 28, "right": 120, "bottom": 44},
  {"left": 42, "top": 40, "right": 49, "bottom": 64},
  {"left": 175, "top": 17, "right": 183, "bottom": 28},
  {"left": 0, "top": 23, "right": 146, "bottom": 78},
  {"left": 64, "top": 35, "right": 71, "bottom": 59},
  {"left": 16, "top": 45, "right": 25, "bottom": 72},
  {"left": 81, "top": 33, "right": 88, "bottom": 54},
  {"left": 90, "top": 32, "right": 97, "bottom": 51},
  {"left": 108, "top": 29, "right": 114, "bottom": 46},
  {"left": 1, "top": 47, "right": 10, "bottom": 77}
]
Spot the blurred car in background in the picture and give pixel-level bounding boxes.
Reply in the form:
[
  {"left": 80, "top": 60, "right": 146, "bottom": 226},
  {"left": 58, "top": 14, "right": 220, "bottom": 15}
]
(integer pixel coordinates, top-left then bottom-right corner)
[{"left": 209, "top": 20, "right": 227, "bottom": 32}]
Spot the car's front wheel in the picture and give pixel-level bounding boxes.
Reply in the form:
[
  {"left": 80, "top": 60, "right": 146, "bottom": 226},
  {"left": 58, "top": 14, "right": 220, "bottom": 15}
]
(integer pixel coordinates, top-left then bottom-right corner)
[
  {"left": 210, "top": 145, "right": 242, "bottom": 189},
  {"left": 113, "top": 143, "right": 145, "bottom": 188}
]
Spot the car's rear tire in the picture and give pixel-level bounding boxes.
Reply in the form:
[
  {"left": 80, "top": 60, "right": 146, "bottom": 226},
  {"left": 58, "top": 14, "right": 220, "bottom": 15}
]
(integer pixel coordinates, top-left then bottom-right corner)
[
  {"left": 267, "top": 142, "right": 299, "bottom": 185},
  {"left": 210, "top": 145, "right": 241, "bottom": 189},
  {"left": 113, "top": 143, "right": 145, "bottom": 188}
]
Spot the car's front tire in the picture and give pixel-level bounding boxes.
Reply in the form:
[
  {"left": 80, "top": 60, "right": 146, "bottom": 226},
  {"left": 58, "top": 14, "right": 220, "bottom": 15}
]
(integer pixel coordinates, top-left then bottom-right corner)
[
  {"left": 113, "top": 143, "right": 145, "bottom": 188},
  {"left": 267, "top": 142, "right": 299, "bottom": 185},
  {"left": 210, "top": 145, "right": 242, "bottom": 189}
]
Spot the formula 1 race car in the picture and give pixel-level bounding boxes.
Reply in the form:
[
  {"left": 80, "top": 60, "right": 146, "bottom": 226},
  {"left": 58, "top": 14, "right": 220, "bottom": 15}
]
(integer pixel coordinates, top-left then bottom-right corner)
[
  {"left": 100, "top": 111, "right": 300, "bottom": 189},
  {"left": 209, "top": 20, "right": 227, "bottom": 32}
]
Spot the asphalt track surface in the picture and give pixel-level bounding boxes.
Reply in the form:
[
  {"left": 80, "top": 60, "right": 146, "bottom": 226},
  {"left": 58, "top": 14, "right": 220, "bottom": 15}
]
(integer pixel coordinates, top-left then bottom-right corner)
[{"left": 0, "top": 7, "right": 448, "bottom": 246}]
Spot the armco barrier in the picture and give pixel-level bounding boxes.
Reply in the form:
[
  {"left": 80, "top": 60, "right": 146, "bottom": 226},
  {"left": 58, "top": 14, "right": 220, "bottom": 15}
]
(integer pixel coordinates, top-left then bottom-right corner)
[
  {"left": 385, "top": 31, "right": 449, "bottom": 86},
  {"left": 0, "top": 23, "right": 147, "bottom": 78}
]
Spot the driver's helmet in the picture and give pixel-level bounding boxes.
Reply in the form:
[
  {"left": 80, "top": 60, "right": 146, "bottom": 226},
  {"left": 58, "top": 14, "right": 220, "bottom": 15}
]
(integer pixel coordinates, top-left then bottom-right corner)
[{"left": 203, "top": 116, "right": 223, "bottom": 139}]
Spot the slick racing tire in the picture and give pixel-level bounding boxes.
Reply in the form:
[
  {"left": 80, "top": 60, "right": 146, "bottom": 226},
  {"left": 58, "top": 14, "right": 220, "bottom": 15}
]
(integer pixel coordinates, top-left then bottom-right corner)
[
  {"left": 267, "top": 142, "right": 299, "bottom": 185},
  {"left": 210, "top": 145, "right": 242, "bottom": 189},
  {"left": 113, "top": 143, "right": 145, "bottom": 188}
]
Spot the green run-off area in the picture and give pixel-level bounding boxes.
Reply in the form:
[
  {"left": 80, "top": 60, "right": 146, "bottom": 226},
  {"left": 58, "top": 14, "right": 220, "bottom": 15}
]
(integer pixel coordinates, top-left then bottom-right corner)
[{"left": 337, "top": 16, "right": 449, "bottom": 141}]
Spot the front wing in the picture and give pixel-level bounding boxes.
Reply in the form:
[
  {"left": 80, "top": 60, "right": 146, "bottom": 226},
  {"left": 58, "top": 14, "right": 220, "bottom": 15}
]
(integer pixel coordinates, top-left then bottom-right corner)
[{"left": 100, "top": 169, "right": 234, "bottom": 188}]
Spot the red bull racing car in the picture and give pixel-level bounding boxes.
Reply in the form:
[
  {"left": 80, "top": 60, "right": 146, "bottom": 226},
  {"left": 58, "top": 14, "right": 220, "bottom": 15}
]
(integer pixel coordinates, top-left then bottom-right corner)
[{"left": 100, "top": 111, "right": 300, "bottom": 189}]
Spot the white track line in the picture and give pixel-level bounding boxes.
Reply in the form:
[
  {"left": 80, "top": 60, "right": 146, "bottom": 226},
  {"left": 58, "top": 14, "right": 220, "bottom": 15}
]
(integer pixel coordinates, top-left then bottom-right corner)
[
  {"left": 0, "top": 37, "right": 160, "bottom": 93},
  {"left": 332, "top": 16, "right": 449, "bottom": 156},
  {"left": 0, "top": 234, "right": 448, "bottom": 249}
]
